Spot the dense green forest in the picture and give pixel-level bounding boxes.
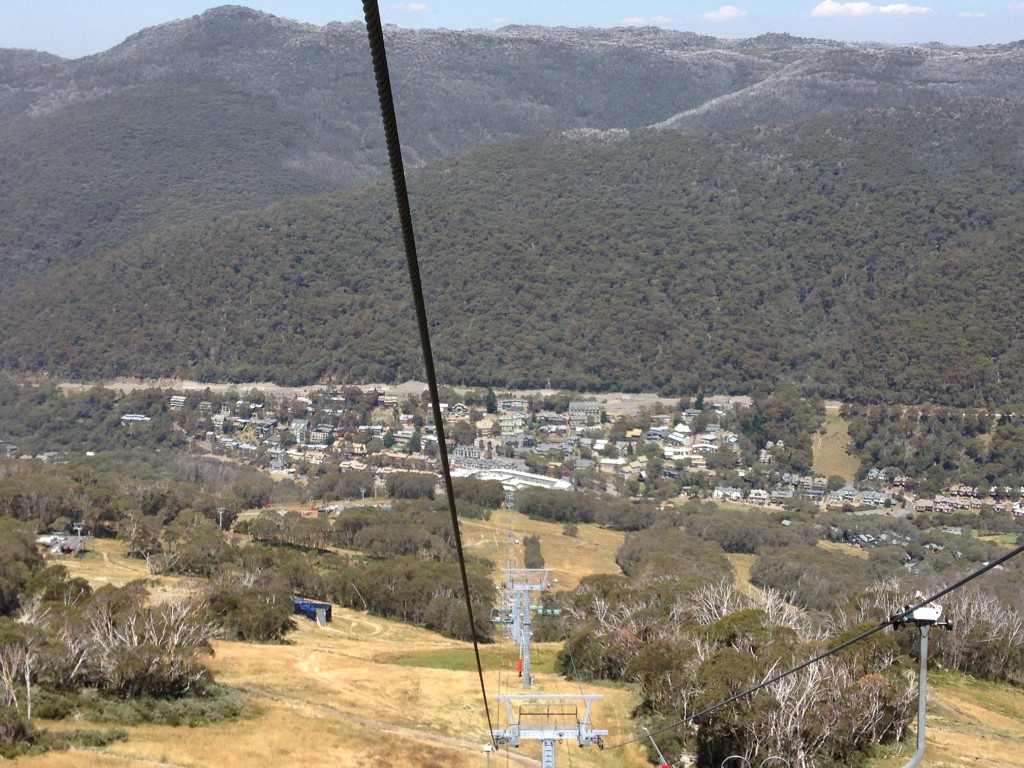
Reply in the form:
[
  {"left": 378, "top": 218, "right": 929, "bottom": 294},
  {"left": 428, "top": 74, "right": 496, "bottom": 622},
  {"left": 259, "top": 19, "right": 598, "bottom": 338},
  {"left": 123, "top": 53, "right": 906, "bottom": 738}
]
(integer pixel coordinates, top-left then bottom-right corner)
[
  {"left": 0, "top": 377, "right": 187, "bottom": 455},
  {"left": 10, "top": 8, "right": 1019, "bottom": 292},
  {"left": 845, "top": 403, "right": 1024, "bottom": 493},
  {"left": 1, "top": 97, "right": 1022, "bottom": 404},
  {"left": 0, "top": 80, "right": 333, "bottom": 282}
]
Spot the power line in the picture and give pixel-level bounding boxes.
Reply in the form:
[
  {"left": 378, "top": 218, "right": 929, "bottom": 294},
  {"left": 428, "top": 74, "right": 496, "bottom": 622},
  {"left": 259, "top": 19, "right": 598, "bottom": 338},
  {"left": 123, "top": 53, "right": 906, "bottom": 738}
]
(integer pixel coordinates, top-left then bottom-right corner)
[
  {"left": 605, "top": 541, "right": 1024, "bottom": 750},
  {"left": 361, "top": 0, "right": 495, "bottom": 743}
]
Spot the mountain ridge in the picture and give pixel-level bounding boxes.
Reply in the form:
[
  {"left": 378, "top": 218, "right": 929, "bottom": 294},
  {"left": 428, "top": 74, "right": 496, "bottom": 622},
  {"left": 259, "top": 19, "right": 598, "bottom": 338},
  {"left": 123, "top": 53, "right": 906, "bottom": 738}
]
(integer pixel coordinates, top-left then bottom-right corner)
[
  {"left": 4, "top": 7, "right": 1023, "bottom": 165},
  {"left": 2, "top": 8, "right": 1024, "bottom": 404},
  {"left": 2, "top": 7, "right": 1022, "bottom": 285}
]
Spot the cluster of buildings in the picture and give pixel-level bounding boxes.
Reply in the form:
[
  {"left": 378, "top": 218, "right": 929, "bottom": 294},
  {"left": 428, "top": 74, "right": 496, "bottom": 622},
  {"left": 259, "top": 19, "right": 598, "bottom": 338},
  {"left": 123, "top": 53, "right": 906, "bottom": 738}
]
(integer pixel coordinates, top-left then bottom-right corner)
[
  {"left": 712, "top": 480, "right": 896, "bottom": 510},
  {"left": 105, "top": 390, "right": 1024, "bottom": 518},
  {"left": 914, "top": 486, "right": 1024, "bottom": 517}
]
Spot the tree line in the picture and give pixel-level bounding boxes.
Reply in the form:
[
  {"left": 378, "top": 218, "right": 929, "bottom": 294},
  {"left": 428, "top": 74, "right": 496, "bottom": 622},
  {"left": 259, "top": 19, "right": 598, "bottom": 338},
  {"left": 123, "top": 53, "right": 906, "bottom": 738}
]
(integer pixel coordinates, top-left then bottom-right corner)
[{"left": 845, "top": 403, "right": 1024, "bottom": 494}]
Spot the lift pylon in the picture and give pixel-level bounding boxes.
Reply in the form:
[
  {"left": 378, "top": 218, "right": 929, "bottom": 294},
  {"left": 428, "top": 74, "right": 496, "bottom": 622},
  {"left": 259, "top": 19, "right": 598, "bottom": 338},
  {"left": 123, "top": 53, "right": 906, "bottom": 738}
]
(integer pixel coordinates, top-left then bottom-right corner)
[
  {"left": 500, "top": 568, "right": 550, "bottom": 687},
  {"left": 891, "top": 603, "right": 953, "bottom": 768}
]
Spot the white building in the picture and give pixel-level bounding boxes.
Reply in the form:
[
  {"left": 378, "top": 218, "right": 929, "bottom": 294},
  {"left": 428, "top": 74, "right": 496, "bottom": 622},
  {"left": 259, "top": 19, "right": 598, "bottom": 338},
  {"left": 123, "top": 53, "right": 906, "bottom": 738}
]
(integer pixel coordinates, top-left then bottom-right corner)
[{"left": 454, "top": 467, "right": 572, "bottom": 509}]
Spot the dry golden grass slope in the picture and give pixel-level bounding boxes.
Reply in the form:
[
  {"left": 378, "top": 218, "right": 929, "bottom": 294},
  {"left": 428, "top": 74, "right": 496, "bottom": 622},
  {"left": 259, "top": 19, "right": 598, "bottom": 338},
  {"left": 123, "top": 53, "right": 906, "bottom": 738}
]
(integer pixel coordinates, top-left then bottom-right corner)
[
  {"left": 868, "top": 672, "right": 1024, "bottom": 768},
  {"left": 22, "top": 605, "right": 648, "bottom": 768},
  {"left": 21, "top": 522, "right": 1024, "bottom": 768},
  {"left": 813, "top": 406, "right": 860, "bottom": 484},
  {"left": 459, "top": 511, "right": 625, "bottom": 591},
  {"left": 24, "top": 529, "right": 645, "bottom": 768}
]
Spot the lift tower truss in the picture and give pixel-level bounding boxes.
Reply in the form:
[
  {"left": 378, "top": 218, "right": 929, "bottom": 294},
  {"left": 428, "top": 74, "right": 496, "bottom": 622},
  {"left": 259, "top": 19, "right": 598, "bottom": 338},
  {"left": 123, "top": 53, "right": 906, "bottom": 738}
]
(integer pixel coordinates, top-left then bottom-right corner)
[
  {"left": 500, "top": 568, "right": 550, "bottom": 687},
  {"left": 492, "top": 694, "right": 608, "bottom": 768}
]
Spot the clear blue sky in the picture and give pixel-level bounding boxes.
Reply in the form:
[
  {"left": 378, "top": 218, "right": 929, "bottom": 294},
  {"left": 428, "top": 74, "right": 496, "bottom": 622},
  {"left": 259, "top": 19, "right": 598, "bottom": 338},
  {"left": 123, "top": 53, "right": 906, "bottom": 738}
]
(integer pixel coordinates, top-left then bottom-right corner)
[{"left": 1, "top": 1, "right": 1021, "bottom": 58}]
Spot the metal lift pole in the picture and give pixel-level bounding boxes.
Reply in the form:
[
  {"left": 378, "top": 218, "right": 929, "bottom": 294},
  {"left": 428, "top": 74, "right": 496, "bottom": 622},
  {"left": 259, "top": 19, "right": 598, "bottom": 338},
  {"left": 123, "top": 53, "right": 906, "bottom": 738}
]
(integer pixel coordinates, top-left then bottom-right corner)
[
  {"left": 643, "top": 726, "right": 671, "bottom": 768},
  {"left": 891, "top": 603, "right": 953, "bottom": 768},
  {"left": 521, "top": 589, "right": 533, "bottom": 687},
  {"left": 510, "top": 589, "right": 522, "bottom": 645},
  {"left": 905, "top": 623, "right": 931, "bottom": 768},
  {"left": 502, "top": 568, "right": 550, "bottom": 688}
]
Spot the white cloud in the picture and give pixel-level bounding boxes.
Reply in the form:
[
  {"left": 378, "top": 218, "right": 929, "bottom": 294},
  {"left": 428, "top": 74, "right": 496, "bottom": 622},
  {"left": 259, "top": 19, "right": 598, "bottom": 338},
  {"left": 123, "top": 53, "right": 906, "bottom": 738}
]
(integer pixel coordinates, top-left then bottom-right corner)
[
  {"left": 389, "top": 3, "right": 428, "bottom": 12},
  {"left": 811, "top": 1, "right": 875, "bottom": 15},
  {"left": 650, "top": 15, "right": 672, "bottom": 24},
  {"left": 1009, "top": 2, "right": 1024, "bottom": 9},
  {"left": 810, "top": 1, "right": 932, "bottom": 16},
  {"left": 878, "top": 3, "right": 932, "bottom": 13},
  {"left": 957, "top": 11, "right": 986, "bottom": 17},
  {"left": 702, "top": 5, "right": 748, "bottom": 21}
]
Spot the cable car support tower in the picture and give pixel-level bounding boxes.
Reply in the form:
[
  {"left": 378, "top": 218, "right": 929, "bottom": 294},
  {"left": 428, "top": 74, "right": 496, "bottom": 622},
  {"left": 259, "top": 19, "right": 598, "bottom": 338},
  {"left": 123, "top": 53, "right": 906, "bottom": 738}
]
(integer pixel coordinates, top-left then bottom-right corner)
[{"left": 497, "top": 567, "right": 551, "bottom": 688}]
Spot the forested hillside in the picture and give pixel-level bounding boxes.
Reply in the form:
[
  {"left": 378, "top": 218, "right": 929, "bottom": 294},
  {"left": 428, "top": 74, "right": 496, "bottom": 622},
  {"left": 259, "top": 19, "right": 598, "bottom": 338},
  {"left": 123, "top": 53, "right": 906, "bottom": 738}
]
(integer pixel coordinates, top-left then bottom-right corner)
[
  {"left": 1, "top": 97, "right": 1022, "bottom": 405},
  {"left": 0, "top": 81, "right": 333, "bottom": 280},
  {"left": 2, "top": 7, "right": 1023, "bottom": 283},
  {"left": 2, "top": 8, "right": 1024, "bottom": 403}
]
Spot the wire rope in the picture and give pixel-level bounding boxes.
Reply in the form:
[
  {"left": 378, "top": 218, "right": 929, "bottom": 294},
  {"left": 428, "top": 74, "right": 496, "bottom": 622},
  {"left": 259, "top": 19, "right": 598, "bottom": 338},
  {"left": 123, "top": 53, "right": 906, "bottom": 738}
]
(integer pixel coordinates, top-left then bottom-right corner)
[{"left": 362, "top": 0, "right": 495, "bottom": 743}]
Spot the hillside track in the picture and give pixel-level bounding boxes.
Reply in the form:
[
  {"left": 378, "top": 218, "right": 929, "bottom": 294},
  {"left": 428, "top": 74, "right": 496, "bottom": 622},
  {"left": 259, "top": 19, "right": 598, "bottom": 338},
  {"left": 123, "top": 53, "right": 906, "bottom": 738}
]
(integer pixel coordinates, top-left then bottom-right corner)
[{"left": 238, "top": 684, "right": 542, "bottom": 767}]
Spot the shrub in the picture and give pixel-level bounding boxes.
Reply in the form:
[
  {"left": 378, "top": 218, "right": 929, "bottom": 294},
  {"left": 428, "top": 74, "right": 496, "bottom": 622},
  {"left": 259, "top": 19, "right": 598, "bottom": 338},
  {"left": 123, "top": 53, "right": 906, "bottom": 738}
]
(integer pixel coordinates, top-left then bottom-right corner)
[
  {"left": 523, "top": 535, "right": 544, "bottom": 569},
  {"left": 0, "top": 711, "right": 42, "bottom": 759},
  {"left": 70, "top": 728, "right": 129, "bottom": 748}
]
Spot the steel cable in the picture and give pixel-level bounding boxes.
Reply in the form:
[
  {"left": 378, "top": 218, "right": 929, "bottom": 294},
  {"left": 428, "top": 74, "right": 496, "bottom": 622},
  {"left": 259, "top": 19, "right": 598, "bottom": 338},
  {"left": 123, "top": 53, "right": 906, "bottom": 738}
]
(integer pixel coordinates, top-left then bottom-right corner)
[{"left": 362, "top": 0, "right": 495, "bottom": 743}]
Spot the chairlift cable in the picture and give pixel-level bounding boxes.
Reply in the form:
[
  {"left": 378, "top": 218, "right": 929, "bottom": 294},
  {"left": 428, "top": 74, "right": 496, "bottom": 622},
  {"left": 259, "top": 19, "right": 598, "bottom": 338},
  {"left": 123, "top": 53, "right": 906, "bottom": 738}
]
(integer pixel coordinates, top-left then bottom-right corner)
[
  {"left": 362, "top": 0, "right": 495, "bottom": 743},
  {"left": 891, "top": 541, "right": 1024, "bottom": 621}
]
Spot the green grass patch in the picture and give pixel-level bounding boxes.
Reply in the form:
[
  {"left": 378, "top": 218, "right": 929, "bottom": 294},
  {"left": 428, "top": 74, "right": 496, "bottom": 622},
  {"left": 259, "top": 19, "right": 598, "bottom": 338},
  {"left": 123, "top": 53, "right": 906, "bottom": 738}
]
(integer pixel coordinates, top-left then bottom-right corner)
[
  {"left": 932, "top": 669, "right": 1024, "bottom": 718},
  {"left": 390, "top": 648, "right": 492, "bottom": 671},
  {"left": 975, "top": 532, "right": 1019, "bottom": 544},
  {"left": 391, "top": 643, "right": 561, "bottom": 674}
]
